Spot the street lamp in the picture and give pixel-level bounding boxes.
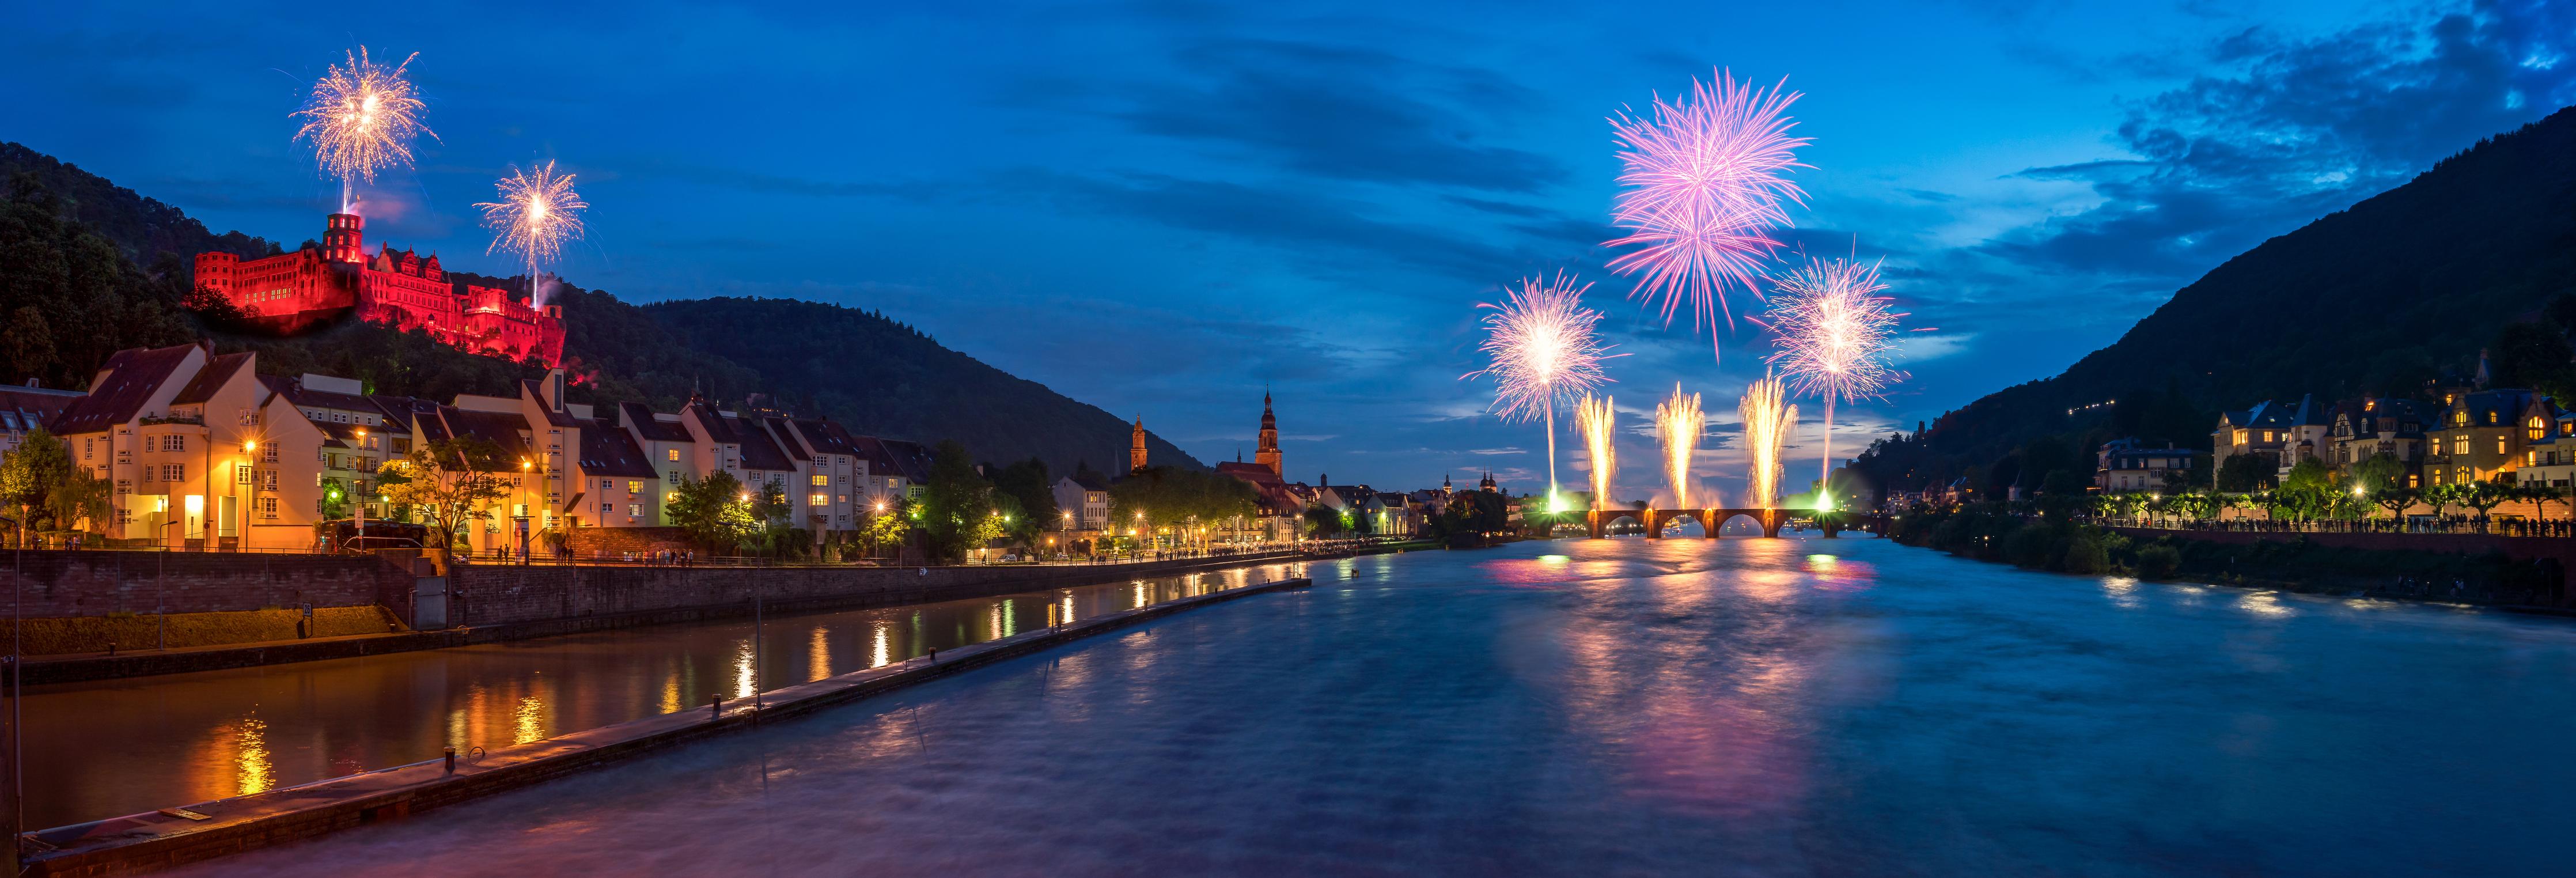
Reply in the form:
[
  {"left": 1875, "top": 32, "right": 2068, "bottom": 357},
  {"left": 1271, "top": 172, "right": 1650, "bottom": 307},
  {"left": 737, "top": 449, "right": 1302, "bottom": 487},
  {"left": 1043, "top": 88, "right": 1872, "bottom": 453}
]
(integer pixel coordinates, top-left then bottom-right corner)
[
  {"left": 517, "top": 459, "right": 535, "bottom": 562},
  {"left": 238, "top": 440, "right": 256, "bottom": 551}
]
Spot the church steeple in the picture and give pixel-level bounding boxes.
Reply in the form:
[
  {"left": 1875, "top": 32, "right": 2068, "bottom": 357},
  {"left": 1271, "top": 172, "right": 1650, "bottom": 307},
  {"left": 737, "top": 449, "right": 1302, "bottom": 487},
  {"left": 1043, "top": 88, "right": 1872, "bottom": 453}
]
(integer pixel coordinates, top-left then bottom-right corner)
[
  {"left": 1255, "top": 388, "right": 1282, "bottom": 477},
  {"left": 1130, "top": 415, "right": 1149, "bottom": 474}
]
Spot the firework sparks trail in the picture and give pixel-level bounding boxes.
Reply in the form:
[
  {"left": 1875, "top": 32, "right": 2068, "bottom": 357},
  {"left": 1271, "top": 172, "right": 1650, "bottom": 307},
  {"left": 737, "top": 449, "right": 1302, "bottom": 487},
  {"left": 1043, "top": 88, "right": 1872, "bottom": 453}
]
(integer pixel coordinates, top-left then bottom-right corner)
[
  {"left": 1575, "top": 393, "right": 1617, "bottom": 513},
  {"left": 293, "top": 47, "right": 434, "bottom": 212},
  {"left": 1464, "top": 273, "right": 1617, "bottom": 509},
  {"left": 1605, "top": 70, "right": 1809, "bottom": 357},
  {"left": 1656, "top": 384, "right": 1705, "bottom": 510},
  {"left": 476, "top": 162, "right": 589, "bottom": 309},
  {"left": 1738, "top": 372, "right": 1797, "bottom": 510},
  {"left": 1760, "top": 258, "right": 1908, "bottom": 495}
]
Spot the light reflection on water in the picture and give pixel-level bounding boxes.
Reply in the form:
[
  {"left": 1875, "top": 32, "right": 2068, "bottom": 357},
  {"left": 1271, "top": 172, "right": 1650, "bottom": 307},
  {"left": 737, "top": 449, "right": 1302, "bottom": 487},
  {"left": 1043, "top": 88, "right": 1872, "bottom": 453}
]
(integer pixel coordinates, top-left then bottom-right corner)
[
  {"left": 223, "top": 717, "right": 271, "bottom": 797},
  {"left": 172, "top": 537, "right": 2576, "bottom": 877},
  {"left": 20, "top": 562, "right": 1304, "bottom": 831}
]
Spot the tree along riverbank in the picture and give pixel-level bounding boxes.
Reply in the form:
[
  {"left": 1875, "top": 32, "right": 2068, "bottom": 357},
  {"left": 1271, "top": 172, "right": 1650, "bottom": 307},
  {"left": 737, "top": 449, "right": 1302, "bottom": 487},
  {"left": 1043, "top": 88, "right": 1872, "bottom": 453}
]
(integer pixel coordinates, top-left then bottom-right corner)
[{"left": 1891, "top": 503, "right": 2567, "bottom": 607}]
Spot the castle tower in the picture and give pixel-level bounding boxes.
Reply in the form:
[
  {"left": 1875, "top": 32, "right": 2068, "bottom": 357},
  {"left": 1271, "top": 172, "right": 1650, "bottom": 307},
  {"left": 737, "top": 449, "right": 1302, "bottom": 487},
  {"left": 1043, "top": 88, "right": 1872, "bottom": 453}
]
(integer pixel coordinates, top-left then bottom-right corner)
[
  {"left": 1256, "top": 390, "right": 1282, "bottom": 476},
  {"left": 1130, "top": 415, "right": 1149, "bottom": 474},
  {"left": 323, "top": 213, "right": 365, "bottom": 264}
]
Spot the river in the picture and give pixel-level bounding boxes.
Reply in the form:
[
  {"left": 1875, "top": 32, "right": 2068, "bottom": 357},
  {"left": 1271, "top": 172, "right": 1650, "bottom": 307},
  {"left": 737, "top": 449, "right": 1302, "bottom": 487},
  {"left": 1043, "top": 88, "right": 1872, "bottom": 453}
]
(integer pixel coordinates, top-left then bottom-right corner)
[
  {"left": 141, "top": 536, "right": 2576, "bottom": 875},
  {"left": 19, "top": 562, "right": 1306, "bottom": 831}
]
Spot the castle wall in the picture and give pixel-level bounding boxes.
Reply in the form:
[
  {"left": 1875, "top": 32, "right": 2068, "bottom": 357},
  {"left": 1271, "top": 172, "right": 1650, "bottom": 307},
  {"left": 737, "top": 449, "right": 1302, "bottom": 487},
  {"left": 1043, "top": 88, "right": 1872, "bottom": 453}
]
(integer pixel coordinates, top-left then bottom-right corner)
[{"left": 195, "top": 213, "right": 567, "bottom": 367}]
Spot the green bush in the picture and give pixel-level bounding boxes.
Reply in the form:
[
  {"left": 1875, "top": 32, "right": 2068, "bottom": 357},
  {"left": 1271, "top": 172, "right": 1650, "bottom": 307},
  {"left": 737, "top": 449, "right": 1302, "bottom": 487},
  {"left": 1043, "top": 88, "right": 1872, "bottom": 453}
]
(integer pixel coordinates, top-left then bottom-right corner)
[
  {"left": 2135, "top": 544, "right": 2181, "bottom": 578},
  {"left": 2002, "top": 523, "right": 2060, "bottom": 569},
  {"left": 2062, "top": 535, "right": 2110, "bottom": 575}
]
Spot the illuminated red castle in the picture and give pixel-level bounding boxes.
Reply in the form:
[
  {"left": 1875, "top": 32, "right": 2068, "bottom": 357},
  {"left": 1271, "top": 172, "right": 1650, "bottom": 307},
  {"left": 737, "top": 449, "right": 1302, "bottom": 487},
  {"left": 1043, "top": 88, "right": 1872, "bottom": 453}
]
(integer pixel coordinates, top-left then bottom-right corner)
[{"left": 193, "top": 213, "right": 567, "bottom": 366}]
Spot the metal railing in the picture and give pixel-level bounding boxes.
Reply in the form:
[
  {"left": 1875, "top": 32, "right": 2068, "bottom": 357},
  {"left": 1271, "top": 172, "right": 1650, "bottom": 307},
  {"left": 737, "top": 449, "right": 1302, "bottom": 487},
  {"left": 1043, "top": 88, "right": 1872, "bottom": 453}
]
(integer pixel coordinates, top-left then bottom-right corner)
[{"left": 2090, "top": 516, "right": 2576, "bottom": 538}]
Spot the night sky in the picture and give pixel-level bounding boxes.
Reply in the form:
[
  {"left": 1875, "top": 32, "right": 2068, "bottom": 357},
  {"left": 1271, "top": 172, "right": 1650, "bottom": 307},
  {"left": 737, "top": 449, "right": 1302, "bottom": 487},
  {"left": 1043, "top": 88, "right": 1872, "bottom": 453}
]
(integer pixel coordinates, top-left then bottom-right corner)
[{"left": 7, "top": 1, "right": 2573, "bottom": 500}]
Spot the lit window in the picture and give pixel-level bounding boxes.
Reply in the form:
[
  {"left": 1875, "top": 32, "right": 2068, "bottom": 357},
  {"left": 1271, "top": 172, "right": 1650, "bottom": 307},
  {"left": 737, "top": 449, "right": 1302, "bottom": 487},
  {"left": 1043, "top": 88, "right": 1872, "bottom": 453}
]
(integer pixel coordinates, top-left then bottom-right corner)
[
  {"left": 666, "top": 448, "right": 680, "bottom": 462},
  {"left": 810, "top": 474, "right": 829, "bottom": 487},
  {"left": 627, "top": 503, "right": 642, "bottom": 517},
  {"left": 809, "top": 493, "right": 829, "bottom": 506},
  {"left": 627, "top": 480, "right": 642, "bottom": 494},
  {"left": 2498, "top": 436, "right": 2508, "bottom": 455},
  {"left": 665, "top": 491, "right": 679, "bottom": 504}
]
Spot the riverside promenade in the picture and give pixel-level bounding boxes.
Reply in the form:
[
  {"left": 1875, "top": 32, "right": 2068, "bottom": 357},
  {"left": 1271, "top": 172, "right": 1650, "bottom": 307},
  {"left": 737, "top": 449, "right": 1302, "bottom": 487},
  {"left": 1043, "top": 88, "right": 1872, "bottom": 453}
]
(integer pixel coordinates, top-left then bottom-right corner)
[
  {"left": 21, "top": 573, "right": 1316, "bottom": 876},
  {"left": 16, "top": 544, "right": 1425, "bottom": 683}
]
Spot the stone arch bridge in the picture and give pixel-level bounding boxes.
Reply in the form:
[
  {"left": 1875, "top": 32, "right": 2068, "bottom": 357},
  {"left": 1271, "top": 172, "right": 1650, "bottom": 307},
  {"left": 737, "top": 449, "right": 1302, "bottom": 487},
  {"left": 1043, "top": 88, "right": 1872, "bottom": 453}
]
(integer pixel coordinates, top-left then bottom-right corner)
[{"left": 1581, "top": 508, "right": 1891, "bottom": 540}]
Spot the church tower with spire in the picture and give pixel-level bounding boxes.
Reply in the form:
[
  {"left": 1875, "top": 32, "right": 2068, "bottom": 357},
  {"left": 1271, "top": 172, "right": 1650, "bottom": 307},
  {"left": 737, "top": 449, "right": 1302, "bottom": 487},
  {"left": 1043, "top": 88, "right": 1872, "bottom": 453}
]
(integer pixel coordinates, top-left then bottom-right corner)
[
  {"left": 1256, "top": 389, "right": 1282, "bottom": 477},
  {"left": 1130, "top": 415, "right": 1149, "bottom": 474}
]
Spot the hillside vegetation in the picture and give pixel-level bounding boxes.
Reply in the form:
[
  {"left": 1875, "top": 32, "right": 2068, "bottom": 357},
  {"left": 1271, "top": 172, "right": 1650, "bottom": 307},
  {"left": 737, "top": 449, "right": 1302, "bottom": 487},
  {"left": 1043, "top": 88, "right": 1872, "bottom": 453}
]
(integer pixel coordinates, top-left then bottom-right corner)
[
  {"left": 0, "top": 142, "right": 1200, "bottom": 475},
  {"left": 1850, "top": 105, "right": 2576, "bottom": 497}
]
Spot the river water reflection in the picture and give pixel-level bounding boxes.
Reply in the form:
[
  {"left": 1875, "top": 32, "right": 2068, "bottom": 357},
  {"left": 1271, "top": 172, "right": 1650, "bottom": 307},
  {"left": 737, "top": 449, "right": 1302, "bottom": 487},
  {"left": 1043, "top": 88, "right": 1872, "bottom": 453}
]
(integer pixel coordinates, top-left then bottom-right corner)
[
  {"left": 23, "top": 563, "right": 1302, "bottom": 830},
  {"left": 168, "top": 537, "right": 2576, "bottom": 875}
]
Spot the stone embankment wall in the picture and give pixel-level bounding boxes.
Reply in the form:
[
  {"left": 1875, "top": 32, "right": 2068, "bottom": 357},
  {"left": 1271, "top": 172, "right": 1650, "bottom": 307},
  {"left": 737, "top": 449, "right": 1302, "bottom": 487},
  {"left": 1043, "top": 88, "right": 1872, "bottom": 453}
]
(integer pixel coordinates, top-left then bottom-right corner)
[
  {"left": 447, "top": 551, "right": 1303, "bottom": 634},
  {"left": 0, "top": 550, "right": 414, "bottom": 618},
  {"left": 2105, "top": 527, "right": 2576, "bottom": 574}
]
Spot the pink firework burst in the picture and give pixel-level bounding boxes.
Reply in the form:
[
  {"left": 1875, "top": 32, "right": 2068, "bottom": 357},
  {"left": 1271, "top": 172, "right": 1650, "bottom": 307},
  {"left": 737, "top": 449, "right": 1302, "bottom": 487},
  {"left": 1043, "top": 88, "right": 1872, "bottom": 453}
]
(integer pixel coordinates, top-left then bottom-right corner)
[
  {"left": 1465, "top": 273, "right": 1615, "bottom": 423},
  {"left": 1464, "top": 273, "right": 1619, "bottom": 505},
  {"left": 1605, "top": 70, "right": 1810, "bottom": 340},
  {"left": 1760, "top": 258, "right": 1908, "bottom": 486},
  {"left": 1761, "top": 259, "right": 1900, "bottom": 404}
]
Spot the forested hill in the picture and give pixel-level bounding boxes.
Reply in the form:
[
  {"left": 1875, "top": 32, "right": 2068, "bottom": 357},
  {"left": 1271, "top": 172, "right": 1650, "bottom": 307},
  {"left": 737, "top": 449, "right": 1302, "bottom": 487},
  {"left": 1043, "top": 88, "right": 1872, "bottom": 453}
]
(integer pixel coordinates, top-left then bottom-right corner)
[
  {"left": 1851, "top": 105, "right": 2576, "bottom": 495},
  {"left": 0, "top": 142, "right": 281, "bottom": 263},
  {"left": 0, "top": 142, "right": 1203, "bottom": 476},
  {"left": 635, "top": 297, "right": 1193, "bottom": 479}
]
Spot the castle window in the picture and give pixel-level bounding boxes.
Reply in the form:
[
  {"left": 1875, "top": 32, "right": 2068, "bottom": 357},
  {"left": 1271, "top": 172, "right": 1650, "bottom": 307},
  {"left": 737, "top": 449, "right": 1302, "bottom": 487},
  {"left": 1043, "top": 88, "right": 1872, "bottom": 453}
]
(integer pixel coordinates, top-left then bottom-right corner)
[
  {"left": 2498, "top": 436, "right": 2509, "bottom": 455},
  {"left": 2536, "top": 417, "right": 2552, "bottom": 441}
]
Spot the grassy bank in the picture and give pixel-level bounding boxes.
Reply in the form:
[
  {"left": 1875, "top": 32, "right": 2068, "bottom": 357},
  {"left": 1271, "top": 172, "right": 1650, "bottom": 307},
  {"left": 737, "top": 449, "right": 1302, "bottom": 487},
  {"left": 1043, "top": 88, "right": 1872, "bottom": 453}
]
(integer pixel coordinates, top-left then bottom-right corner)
[
  {"left": 1891, "top": 504, "right": 2563, "bottom": 605},
  {"left": 0, "top": 606, "right": 402, "bottom": 656}
]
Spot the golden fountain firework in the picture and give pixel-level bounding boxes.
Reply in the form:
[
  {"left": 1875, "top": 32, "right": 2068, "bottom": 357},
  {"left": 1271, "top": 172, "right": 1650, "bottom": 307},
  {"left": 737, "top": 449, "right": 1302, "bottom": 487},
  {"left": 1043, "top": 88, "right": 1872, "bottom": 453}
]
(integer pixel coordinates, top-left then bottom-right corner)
[
  {"left": 293, "top": 47, "right": 434, "bottom": 210},
  {"left": 1575, "top": 393, "right": 1617, "bottom": 511},
  {"left": 1655, "top": 383, "right": 1704, "bottom": 509},
  {"left": 1738, "top": 372, "right": 1797, "bottom": 509}
]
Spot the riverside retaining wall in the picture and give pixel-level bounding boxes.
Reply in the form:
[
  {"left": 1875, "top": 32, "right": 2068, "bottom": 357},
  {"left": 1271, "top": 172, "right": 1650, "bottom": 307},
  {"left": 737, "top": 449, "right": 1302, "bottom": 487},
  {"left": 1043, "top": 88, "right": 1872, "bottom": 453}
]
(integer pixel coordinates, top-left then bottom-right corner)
[
  {"left": 2106, "top": 527, "right": 2576, "bottom": 570},
  {"left": 446, "top": 551, "right": 1305, "bottom": 635},
  {"left": 0, "top": 551, "right": 413, "bottom": 618}
]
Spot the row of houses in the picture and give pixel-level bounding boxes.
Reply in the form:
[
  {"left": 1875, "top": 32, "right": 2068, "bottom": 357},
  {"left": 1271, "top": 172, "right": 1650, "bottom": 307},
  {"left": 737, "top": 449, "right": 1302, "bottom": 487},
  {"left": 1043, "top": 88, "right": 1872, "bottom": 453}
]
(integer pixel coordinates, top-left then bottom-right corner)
[
  {"left": 6, "top": 342, "right": 940, "bottom": 554},
  {"left": 2096, "top": 380, "right": 2576, "bottom": 493}
]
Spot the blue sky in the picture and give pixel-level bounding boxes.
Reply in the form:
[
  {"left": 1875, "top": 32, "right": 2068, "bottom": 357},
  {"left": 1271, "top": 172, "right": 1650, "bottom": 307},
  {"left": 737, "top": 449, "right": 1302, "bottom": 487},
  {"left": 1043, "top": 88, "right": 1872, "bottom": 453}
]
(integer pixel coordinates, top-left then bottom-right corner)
[{"left": 7, "top": 0, "right": 2574, "bottom": 501}]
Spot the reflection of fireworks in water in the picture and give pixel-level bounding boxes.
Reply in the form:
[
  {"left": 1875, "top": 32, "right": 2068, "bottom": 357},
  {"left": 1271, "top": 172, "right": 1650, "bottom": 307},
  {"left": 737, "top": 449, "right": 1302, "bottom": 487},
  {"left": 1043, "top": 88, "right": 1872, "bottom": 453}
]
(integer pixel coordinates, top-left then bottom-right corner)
[
  {"left": 1465, "top": 273, "right": 1616, "bottom": 508},
  {"left": 293, "top": 47, "right": 434, "bottom": 211},
  {"left": 1738, "top": 372, "right": 1797, "bottom": 509},
  {"left": 476, "top": 161, "right": 588, "bottom": 309},
  {"left": 1575, "top": 393, "right": 1616, "bottom": 511},
  {"left": 1606, "top": 70, "right": 1809, "bottom": 355},
  {"left": 1761, "top": 258, "right": 1907, "bottom": 494},
  {"left": 1655, "top": 384, "right": 1706, "bottom": 509}
]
